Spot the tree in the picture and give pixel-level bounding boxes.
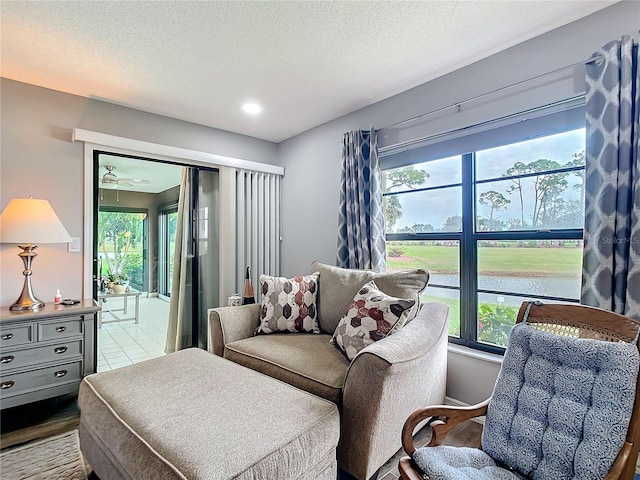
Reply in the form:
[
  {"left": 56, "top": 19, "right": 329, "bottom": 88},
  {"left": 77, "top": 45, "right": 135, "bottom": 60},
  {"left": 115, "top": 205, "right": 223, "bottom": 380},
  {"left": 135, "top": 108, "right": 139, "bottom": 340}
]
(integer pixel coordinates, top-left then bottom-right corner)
[
  {"left": 565, "top": 150, "right": 586, "bottom": 204},
  {"left": 442, "top": 215, "right": 462, "bottom": 232},
  {"left": 384, "top": 196, "right": 403, "bottom": 229},
  {"left": 397, "top": 223, "right": 435, "bottom": 233},
  {"left": 527, "top": 159, "right": 568, "bottom": 227},
  {"left": 98, "top": 212, "right": 144, "bottom": 277},
  {"left": 411, "top": 223, "right": 435, "bottom": 233},
  {"left": 384, "top": 166, "right": 429, "bottom": 229},
  {"left": 503, "top": 162, "right": 529, "bottom": 228},
  {"left": 478, "top": 190, "right": 511, "bottom": 221},
  {"left": 385, "top": 166, "right": 429, "bottom": 191}
]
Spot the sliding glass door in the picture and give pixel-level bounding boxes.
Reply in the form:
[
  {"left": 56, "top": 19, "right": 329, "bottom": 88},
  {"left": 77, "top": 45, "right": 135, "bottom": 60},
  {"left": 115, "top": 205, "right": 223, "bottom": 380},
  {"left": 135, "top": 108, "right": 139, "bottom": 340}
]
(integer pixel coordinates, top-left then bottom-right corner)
[
  {"left": 93, "top": 151, "right": 219, "bottom": 369},
  {"left": 167, "top": 168, "right": 219, "bottom": 349}
]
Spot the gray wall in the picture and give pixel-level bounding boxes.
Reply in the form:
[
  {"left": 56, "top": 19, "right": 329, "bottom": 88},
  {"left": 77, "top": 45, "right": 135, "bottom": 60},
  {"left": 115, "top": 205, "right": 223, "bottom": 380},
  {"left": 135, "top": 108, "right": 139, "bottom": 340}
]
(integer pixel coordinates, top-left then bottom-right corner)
[
  {"left": 275, "top": 1, "right": 640, "bottom": 403},
  {"left": 0, "top": 79, "right": 278, "bottom": 307}
]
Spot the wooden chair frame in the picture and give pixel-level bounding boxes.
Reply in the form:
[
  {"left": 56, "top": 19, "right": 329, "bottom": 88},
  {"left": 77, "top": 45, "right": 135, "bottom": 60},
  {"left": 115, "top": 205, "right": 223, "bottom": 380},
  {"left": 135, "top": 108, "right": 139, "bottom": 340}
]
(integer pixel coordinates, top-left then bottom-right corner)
[{"left": 399, "top": 302, "right": 640, "bottom": 480}]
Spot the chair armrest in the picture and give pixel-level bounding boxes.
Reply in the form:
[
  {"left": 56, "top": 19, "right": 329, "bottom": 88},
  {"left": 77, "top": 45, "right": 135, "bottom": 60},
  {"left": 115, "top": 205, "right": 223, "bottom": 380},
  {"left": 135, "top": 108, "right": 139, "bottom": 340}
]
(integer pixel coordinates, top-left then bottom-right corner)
[
  {"left": 604, "top": 441, "right": 635, "bottom": 480},
  {"left": 338, "top": 302, "right": 450, "bottom": 480},
  {"left": 401, "top": 399, "right": 490, "bottom": 455},
  {"left": 207, "top": 304, "right": 260, "bottom": 356},
  {"left": 398, "top": 456, "right": 426, "bottom": 480}
]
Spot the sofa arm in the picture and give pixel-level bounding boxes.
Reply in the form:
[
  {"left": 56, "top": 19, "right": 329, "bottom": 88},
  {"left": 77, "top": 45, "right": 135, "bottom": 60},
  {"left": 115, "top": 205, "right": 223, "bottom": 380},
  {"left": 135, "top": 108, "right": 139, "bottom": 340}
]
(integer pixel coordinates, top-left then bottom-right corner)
[
  {"left": 207, "top": 304, "right": 260, "bottom": 356},
  {"left": 338, "top": 302, "right": 449, "bottom": 480}
]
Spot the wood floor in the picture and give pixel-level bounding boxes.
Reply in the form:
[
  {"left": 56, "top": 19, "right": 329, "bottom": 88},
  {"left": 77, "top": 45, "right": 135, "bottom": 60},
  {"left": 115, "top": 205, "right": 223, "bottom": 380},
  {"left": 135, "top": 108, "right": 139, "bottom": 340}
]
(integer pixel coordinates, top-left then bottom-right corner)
[
  {"left": 0, "top": 394, "right": 80, "bottom": 451},
  {"left": 377, "top": 419, "right": 483, "bottom": 480}
]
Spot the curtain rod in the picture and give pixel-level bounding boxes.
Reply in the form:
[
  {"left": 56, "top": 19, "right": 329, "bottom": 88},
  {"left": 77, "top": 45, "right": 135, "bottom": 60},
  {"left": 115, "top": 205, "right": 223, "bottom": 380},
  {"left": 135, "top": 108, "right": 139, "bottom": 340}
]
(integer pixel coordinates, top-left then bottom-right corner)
[
  {"left": 378, "top": 54, "right": 602, "bottom": 132},
  {"left": 378, "top": 94, "right": 585, "bottom": 156}
]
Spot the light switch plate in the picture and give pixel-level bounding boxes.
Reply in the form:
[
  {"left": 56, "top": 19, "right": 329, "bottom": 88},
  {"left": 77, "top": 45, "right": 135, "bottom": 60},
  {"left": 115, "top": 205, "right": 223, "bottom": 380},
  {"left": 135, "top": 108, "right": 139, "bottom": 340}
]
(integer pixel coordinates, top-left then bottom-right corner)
[{"left": 68, "top": 237, "right": 81, "bottom": 253}]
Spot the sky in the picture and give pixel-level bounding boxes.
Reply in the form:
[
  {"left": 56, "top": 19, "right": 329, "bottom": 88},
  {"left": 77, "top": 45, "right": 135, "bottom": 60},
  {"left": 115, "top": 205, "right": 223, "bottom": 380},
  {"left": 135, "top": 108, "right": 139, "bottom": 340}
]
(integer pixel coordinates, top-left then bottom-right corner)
[{"left": 385, "top": 128, "right": 586, "bottom": 231}]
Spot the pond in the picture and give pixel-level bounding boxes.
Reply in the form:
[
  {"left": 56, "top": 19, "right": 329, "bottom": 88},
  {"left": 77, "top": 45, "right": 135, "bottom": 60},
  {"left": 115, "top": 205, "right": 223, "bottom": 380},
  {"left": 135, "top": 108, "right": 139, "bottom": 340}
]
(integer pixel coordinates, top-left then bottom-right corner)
[{"left": 427, "top": 273, "right": 580, "bottom": 306}]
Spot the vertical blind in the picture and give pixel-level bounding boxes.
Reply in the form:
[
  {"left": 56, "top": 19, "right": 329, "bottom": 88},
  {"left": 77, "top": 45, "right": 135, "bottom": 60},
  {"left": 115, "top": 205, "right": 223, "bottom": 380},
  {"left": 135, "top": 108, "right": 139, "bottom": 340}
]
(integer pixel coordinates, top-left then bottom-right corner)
[{"left": 235, "top": 170, "right": 281, "bottom": 294}]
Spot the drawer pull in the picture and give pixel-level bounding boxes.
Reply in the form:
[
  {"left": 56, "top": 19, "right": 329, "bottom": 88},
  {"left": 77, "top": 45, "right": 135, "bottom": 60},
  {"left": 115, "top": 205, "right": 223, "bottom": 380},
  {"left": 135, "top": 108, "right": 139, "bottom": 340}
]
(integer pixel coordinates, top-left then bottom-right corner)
[
  {"left": 54, "top": 346, "right": 68, "bottom": 354},
  {"left": 1, "top": 333, "right": 14, "bottom": 340},
  {"left": 54, "top": 370, "right": 68, "bottom": 378},
  {"left": 55, "top": 326, "right": 67, "bottom": 333},
  {"left": 0, "top": 355, "right": 14, "bottom": 364},
  {"left": 1, "top": 380, "right": 14, "bottom": 389}
]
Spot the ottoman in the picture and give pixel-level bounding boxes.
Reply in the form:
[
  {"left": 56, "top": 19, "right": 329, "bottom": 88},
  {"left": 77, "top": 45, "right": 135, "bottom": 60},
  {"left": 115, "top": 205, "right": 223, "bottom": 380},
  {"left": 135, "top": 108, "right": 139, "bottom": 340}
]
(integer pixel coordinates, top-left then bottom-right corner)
[{"left": 78, "top": 348, "right": 340, "bottom": 480}]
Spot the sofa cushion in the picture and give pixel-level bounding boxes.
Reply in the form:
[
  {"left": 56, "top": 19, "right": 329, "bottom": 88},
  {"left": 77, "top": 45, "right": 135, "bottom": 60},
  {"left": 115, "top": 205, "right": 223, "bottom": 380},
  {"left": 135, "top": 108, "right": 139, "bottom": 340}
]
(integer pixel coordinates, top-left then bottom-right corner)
[
  {"left": 310, "top": 260, "right": 429, "bottom": 334},
  {"left": 256, "top": 272, "right": 320, "bottom": 334},
  {"left": 482, "top": 322, "right": 639, "bottom": 479},
  {"left": 413, "top": 446, "right": 521, "bottom": 480},
  {"left": 224, "top": 333, "right": 350, "bottom": 405},
  {"left": 332, "top": 281, "right": 416, "bottom": 360}
]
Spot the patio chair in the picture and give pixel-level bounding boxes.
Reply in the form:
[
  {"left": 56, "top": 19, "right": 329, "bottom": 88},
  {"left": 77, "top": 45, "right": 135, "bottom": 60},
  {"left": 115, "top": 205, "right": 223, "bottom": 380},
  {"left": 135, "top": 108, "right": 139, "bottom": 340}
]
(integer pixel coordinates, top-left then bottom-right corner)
[{"left": 399, "top": 301, "right": 640, "bottom": 480}]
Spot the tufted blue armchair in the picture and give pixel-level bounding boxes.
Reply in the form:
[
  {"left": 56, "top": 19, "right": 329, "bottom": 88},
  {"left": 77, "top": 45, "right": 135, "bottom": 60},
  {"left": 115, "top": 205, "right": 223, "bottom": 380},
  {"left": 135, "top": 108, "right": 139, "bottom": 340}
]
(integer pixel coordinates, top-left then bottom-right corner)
[{"left": 399, "top": 301, "right": 640, "bottom": 480}]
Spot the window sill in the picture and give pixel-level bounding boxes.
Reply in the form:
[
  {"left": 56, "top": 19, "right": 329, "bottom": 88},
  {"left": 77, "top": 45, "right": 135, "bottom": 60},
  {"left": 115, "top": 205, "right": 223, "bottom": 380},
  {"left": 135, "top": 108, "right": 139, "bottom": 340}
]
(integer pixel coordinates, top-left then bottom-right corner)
[{"left": 448, "top": 343, "right": 504, "bottom": 365}]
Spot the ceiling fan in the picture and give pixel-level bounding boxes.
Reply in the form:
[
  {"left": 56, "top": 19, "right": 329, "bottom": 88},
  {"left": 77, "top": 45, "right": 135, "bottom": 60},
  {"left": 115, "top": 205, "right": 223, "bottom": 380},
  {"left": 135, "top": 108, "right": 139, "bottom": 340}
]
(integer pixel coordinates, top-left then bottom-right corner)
[{"left": 101, "top": 165, "right": 150, "bottom": 188}]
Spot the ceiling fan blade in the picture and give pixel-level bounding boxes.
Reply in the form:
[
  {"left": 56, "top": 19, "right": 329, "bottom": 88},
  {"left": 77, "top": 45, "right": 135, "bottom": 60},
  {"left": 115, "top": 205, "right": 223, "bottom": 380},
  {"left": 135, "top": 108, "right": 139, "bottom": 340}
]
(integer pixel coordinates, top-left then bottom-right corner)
[
  {"left": 118, "top": 178, "right": 150, "bottom": 185},
  {"left": 118, "top": 181, "right": 134, "bottom": 187}
]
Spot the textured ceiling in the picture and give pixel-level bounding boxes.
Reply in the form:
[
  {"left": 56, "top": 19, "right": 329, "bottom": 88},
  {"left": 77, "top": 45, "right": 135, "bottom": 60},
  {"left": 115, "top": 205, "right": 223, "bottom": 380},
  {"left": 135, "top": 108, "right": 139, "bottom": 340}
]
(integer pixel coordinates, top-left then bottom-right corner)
[{"left": 1, "top": 1, "right": 617, "bottom": 143}]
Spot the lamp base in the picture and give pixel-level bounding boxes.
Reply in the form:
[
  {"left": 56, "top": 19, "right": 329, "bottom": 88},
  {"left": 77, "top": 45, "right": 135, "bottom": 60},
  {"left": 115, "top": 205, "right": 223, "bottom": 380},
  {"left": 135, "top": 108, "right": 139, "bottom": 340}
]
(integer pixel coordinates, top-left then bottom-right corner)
[
  {"left": 10, "top": 299, "right": 45, "bottom": 311},
  {"left": 10, "top": 244, "right": 45, "bottom": 311}
]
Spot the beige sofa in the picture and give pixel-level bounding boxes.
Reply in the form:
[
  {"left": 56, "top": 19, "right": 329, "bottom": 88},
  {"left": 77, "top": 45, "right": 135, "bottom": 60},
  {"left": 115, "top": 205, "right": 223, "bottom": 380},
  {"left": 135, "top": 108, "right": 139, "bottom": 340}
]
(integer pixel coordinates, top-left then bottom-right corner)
[{"left": 207, "top": 261, "right": 449, "bottom": 480}]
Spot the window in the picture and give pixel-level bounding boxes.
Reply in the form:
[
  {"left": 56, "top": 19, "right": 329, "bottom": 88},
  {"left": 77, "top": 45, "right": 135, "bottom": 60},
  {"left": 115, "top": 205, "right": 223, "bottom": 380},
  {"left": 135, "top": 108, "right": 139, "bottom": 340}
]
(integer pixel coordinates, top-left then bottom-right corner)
[
  {"left": 98, "top": 208, "right": 148, "bottom": 292},
  {"left": 158, "top": 203, "right": 178, "bottom": 297},
  {"left": 382, "top": 107, "right": 585, "bottom": 353}
]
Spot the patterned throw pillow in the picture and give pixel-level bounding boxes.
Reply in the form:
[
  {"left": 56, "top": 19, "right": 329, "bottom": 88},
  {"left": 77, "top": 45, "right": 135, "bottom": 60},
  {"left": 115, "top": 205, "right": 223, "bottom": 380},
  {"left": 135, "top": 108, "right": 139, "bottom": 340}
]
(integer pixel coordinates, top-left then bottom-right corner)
[
  {"left": 332, "top": 281, "right": 416, "bottom": 360},
  {"left": 256, "top": 273, "right": 320, "bottom": 334}
]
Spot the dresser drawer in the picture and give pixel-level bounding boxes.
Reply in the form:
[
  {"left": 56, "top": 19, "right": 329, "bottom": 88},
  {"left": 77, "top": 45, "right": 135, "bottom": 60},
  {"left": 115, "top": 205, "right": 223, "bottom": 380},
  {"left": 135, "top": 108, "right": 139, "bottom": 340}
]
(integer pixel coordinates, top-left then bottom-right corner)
[
  {"left": 0, "top": 361, "right": 82, "bottom": 399},
  {"left": 0, "top": 340, "right": 83, "bottom": 372},
  {"left": 0, "top": 324, "right": 33, "bottom": 347},
  {"left": 38, "top": 318, "right": 82, "bottom": 341}
]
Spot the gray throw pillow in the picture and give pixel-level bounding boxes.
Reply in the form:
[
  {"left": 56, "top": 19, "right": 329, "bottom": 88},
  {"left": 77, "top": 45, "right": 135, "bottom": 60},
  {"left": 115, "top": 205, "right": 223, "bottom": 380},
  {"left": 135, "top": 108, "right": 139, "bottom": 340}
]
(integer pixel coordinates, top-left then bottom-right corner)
[{"left": 310, "top": 261, "right": 429, "bottom": 334}]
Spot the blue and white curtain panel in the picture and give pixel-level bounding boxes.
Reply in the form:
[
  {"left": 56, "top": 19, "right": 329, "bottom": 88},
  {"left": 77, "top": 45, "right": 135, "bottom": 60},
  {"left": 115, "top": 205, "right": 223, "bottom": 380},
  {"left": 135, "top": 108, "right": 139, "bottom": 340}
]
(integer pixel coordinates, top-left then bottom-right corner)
[
  {"left": 582, "top": 35, "right": 640, "bottom": 319},
  {"left": 336, "top": 128, "right": 386, "bottom": 272}
]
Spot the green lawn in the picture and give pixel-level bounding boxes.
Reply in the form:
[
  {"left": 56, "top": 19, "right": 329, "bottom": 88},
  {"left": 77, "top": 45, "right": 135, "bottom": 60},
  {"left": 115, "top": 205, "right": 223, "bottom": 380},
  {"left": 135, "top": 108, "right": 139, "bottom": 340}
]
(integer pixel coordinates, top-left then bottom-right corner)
[
  {"left": 422, "top": 293, "right": 460, "bottom": 336},
  {"left": 388, "top": 244, "right": 582, "bottom": 277}
]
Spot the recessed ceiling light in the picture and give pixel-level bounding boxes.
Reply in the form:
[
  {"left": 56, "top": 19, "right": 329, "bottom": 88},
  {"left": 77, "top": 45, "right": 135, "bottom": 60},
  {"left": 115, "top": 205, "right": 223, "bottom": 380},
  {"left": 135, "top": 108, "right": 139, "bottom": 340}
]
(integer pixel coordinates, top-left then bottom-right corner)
[{"left": 242, "top": 103, "right": 262, "bottom": 114}]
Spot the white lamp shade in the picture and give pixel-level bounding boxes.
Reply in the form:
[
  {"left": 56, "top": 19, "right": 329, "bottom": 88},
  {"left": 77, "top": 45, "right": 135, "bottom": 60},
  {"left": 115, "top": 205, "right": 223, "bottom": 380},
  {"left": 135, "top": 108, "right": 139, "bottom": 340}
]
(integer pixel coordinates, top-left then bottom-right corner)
[{"left": 0, "top": 198, "right": 72, "bottom": 244}]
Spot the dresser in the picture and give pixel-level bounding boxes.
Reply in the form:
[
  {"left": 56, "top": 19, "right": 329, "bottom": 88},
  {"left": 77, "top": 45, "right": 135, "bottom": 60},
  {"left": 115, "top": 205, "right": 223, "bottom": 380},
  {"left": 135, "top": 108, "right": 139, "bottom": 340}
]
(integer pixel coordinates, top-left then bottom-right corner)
[{"left": 0, "top": 300, "right": 99, "bottom": 409}]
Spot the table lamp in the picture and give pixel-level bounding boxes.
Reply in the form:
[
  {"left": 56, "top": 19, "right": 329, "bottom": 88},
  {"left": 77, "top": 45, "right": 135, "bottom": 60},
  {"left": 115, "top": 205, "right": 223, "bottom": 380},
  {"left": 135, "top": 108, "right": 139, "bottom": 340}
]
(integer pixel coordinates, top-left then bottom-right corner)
[{"left": 0, "top": 198, "right": 71, "bottom": 311}]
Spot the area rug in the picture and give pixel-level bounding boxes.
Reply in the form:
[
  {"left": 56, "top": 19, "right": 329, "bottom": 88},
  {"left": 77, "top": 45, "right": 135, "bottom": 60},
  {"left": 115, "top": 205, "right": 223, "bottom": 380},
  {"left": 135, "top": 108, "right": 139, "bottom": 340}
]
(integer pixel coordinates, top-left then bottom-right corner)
[{"left": 0, "top": 429, "right": 88, "bottom": 480}]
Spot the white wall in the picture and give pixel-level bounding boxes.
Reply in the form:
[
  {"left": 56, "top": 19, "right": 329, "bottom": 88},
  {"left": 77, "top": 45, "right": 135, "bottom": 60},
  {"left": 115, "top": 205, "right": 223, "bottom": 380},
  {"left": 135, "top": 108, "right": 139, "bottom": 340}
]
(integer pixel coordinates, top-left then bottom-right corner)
[
  {"left": 275, "top": 1, "right": 640, "bottom": 403},
  {"left": 0, "top": 79, "right": 278, "bottom": 307}
]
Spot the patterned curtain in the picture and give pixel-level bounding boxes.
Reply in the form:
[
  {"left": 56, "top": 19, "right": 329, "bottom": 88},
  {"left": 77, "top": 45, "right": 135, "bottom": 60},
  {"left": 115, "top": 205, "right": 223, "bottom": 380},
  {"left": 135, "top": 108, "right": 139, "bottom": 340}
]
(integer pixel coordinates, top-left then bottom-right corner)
[
  {"left": 336, "top": 128, "right": 386, "bottom": 272},
  {"left": 582, "top": 35, "right": 640, "bottom": 319}
]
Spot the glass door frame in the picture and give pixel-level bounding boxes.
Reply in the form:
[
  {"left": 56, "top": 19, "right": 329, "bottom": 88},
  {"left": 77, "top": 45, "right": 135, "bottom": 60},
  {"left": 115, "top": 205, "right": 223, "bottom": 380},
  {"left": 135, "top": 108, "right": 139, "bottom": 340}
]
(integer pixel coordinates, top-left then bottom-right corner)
[{"left": 158, "top": 201, "right": 178, "bottom": 298}]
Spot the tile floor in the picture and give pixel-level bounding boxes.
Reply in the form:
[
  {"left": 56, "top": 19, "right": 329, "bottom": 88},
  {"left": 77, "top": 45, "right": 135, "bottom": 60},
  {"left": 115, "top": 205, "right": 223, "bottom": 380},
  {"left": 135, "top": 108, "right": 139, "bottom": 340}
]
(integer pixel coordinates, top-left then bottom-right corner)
[{"left": 97, "top": 296, "right": 169, "bottom": 372}]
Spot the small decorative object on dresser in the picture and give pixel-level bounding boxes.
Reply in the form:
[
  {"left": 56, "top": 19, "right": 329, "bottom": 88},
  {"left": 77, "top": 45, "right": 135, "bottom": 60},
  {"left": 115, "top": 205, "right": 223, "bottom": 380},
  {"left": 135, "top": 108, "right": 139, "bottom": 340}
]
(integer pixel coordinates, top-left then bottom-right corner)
[
  {"left": 0, "top": 299, "right": 100, "bottom": 409},
  {"left": 241, "top": 266, "right": 255, "bottom": 305}
]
